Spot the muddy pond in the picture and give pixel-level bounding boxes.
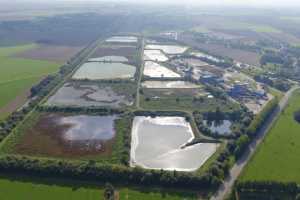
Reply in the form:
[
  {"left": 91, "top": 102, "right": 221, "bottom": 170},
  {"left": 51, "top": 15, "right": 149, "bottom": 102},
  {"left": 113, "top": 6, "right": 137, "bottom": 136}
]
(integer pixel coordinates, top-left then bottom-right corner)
[
  {"left": 46, "top": 83, "right": 133, "bottom": 108},
  {"left": 14, "top": 114, "right": 117, "bottom": 158},
  {"left": 130, "top": 116, "right": 218, "bottom": 171}
]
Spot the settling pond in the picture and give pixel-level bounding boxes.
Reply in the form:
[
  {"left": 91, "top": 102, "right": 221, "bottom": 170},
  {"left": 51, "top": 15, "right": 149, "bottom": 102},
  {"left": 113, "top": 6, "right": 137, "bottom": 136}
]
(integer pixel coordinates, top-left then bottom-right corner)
[
  {"left": 88, "top": 56, "right": 128, "bottom": 62},
  {"left": 142, "top": 81, "right": 200, "bottom": 89},
  {"left": 106, "top": 36, "right": 138, "bottom": 43},
  {"left": 130, "top": 116, "right": 218, "bottom": 171},
  {"left": 146, "top": 44, "right": 188, "bottom": 55},
  {"left": 72, "top": 62, "right": 136, "bottom": 80},
  {"left": 143, "top": 61, "right": 180, "bottom": 78},
  {"left": 46, "top": 83, "right": 132, "bottom": 108},
  {"left": 15, "top": 114, "right": 117, "bottom": 158},
  {"left": 144, "top": 50, "right": 168, "bottom": 62}
]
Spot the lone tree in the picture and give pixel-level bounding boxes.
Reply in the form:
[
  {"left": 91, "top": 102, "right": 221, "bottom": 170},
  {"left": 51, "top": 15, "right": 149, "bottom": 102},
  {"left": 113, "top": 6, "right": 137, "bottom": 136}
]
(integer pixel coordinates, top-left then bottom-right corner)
[
  {"left": 104, "top": 183, "right": 115, "bottom": 200},
  {"left": 294, "top": 110, "right": 300, "bottom": 123}
]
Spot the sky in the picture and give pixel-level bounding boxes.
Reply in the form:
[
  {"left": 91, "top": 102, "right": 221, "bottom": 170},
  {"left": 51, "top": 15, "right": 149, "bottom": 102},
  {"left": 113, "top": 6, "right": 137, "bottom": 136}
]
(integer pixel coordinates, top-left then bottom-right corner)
[
  {"left": 132, "top": 0, "right": 300, "bottom": 7},
  {"left": 2, "top": 0, "right": 300, "bottom": 8}
]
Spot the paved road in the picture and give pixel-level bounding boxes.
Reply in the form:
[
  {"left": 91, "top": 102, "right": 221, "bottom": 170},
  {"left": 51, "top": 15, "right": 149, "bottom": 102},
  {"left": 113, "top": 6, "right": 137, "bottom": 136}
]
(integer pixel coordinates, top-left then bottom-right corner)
[
  {"left": 135, "top": 37, "right": 145, "bottom": 109},
  {"left": 210, "top": 86, "right": 299, "bottom": 200}
]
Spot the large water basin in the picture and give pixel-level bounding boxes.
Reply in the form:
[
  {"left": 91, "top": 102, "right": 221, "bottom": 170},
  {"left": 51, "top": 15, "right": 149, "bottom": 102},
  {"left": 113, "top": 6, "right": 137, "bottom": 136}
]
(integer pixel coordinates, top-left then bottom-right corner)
[
  {"left": 146, "top": 44, "right": 188, "bottom": 54},
  {"left": 72, "top": 62, "right": 136, "bottom": 80},
  {"left": 130, "top": 116, "right": 218, "bottom": 171},
  {"left": 144, "top": 50, "right": 168, "bottom": 62},
  {"left": 46, "top": 83, "right": 133, "bottom": 108},
  {"left": 143, "top": 61, "right": 180, "bottom": 78},
  {"left": 106, "top": 36, "right": 138, "bottom": 43},
  {"left": 142, "top": 81, "right": 200, "bottom": 89},
  {"left": 88, "top": 56, "right": 128, "bottom": 62}
]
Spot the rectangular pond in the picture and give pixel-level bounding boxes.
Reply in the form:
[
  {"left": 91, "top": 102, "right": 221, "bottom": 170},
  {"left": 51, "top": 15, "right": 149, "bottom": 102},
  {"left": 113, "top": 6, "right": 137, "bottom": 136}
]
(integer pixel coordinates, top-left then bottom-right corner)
[
  {"left": 88, "top": 56, "right": 128, "bottom": 62},
  {"left": 130, "top": 116, "right": 218, "bottom": 171},
  {"left": 72, "top": 62, "right": 136, "bottom": 80},
  {"left": 106, "top": 36, "right": 138, "bottom": 43},
  {"left": 46, "top": 82, "right": 133, "bottom": 108},
  {"left": 142, "top": 81, "right": 201, "bottom": 89},
  {"left": 14, "top": 113, "right": 118, "bottom": 158},
  {"left": 144, "top": 50, "right": 169, "bottom": 62},
  {"left": 143, "top": 61, "right": 181, "bottom": 78},
  {"left": 146, "top": 44, "right": 188, "bottom": 55}
]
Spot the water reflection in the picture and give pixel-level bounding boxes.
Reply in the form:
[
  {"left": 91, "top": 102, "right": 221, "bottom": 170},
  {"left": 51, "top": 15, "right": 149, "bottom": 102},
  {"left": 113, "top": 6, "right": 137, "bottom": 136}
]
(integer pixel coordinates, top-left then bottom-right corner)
[
  {"left": 204, "top": 120, "right": 232, "bottom": 135},
  {"left": 130, "top": 116, "right": 218, "bottom": 171}
]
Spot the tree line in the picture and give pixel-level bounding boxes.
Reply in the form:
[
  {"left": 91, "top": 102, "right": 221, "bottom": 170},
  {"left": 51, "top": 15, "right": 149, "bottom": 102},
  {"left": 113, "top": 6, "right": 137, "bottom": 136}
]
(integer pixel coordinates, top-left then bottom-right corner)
[{"left": 0, "top": 155, "right": 221, "bottom": 190}]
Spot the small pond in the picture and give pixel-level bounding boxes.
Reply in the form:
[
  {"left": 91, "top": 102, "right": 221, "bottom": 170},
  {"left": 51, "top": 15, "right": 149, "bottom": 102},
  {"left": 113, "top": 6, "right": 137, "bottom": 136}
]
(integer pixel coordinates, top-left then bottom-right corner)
[{"left": 203, "top": 120, "right": 232, "bottom": 135}]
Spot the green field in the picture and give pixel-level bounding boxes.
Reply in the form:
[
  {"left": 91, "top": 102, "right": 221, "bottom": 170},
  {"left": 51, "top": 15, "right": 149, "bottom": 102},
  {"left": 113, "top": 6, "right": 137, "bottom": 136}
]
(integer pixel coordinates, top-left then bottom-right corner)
[
  {"left": 0, "top": 44, "right": 61, "bottom": 119},
  {"left": 0, "top": 175, "right": 197, "bottom": 200},
  {"left": 140, "top": 95, "right": 239, "bottom": 113},
  {"left": 240, "top": 89, "right": 300, "bottom": 183}
]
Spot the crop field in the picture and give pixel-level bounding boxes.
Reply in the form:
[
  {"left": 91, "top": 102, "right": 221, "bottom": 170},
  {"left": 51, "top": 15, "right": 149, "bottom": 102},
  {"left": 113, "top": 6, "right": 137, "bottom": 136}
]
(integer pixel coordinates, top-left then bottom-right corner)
[
  {"left": 193, "top": 43, "right": 261, "bottom": 66},
  {"left": 0, "top": 44, "right": 61, "bottom": 119},
  {"left": 14, "top": 44, "right": 83, "bottom": 62},
  {"left": 0, "top": 175, "right": 197, "bottom": 200},
  {"left": 240, "top": 89, "right": 300, "bottom": 183}
]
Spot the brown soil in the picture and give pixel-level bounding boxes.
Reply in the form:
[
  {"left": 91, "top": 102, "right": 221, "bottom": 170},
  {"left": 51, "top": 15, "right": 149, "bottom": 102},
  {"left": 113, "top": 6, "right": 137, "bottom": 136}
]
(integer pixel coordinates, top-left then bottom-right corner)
[
  {"left": 195, "top": 43, "right": 260, "bottom": 66},
  {"left": 180, "top": 33, "right": 261, "bottom": 66},
  {"left": 14, "top": 44, "right": 83, "bottom": 62},
  {"left": 14, "top": 113, "right": 115, "bottom": 159}
]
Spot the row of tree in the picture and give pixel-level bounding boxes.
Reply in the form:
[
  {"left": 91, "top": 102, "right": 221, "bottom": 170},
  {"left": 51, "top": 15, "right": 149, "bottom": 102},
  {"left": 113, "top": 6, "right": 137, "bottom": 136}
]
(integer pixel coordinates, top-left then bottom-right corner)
[
  {"left": 236, "top": 181, "right": 298, "bottom": 194},
  {"left": 0, "top": 155, "right": 220, "bottom": 190},
  {"left": 254, "top": 75, "right": 291, "bottom": 92},
  {"left": 230, "top": 97, "right": 278, "bottom": 159}
]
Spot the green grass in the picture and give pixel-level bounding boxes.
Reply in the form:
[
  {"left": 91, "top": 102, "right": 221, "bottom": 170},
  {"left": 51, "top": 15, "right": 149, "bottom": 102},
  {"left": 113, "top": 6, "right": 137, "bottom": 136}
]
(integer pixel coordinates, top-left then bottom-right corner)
[
  {"left": 240, "top": 89, "right": 300, "bottom": 183},
  {"left": 0, "top": 77, "right": 40, "bottom": 109},
  {"left": 140, "top": 96, "right": 240, "bottom": 113},
  {"left": 0, "top": 175, "right": 197, "bottom": 200},
  {"left": 0, "top": 44, "right": 61, "bottom": 119},
  {"left": 0, "top": 177, "right": 103, "bottom": 200}
]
